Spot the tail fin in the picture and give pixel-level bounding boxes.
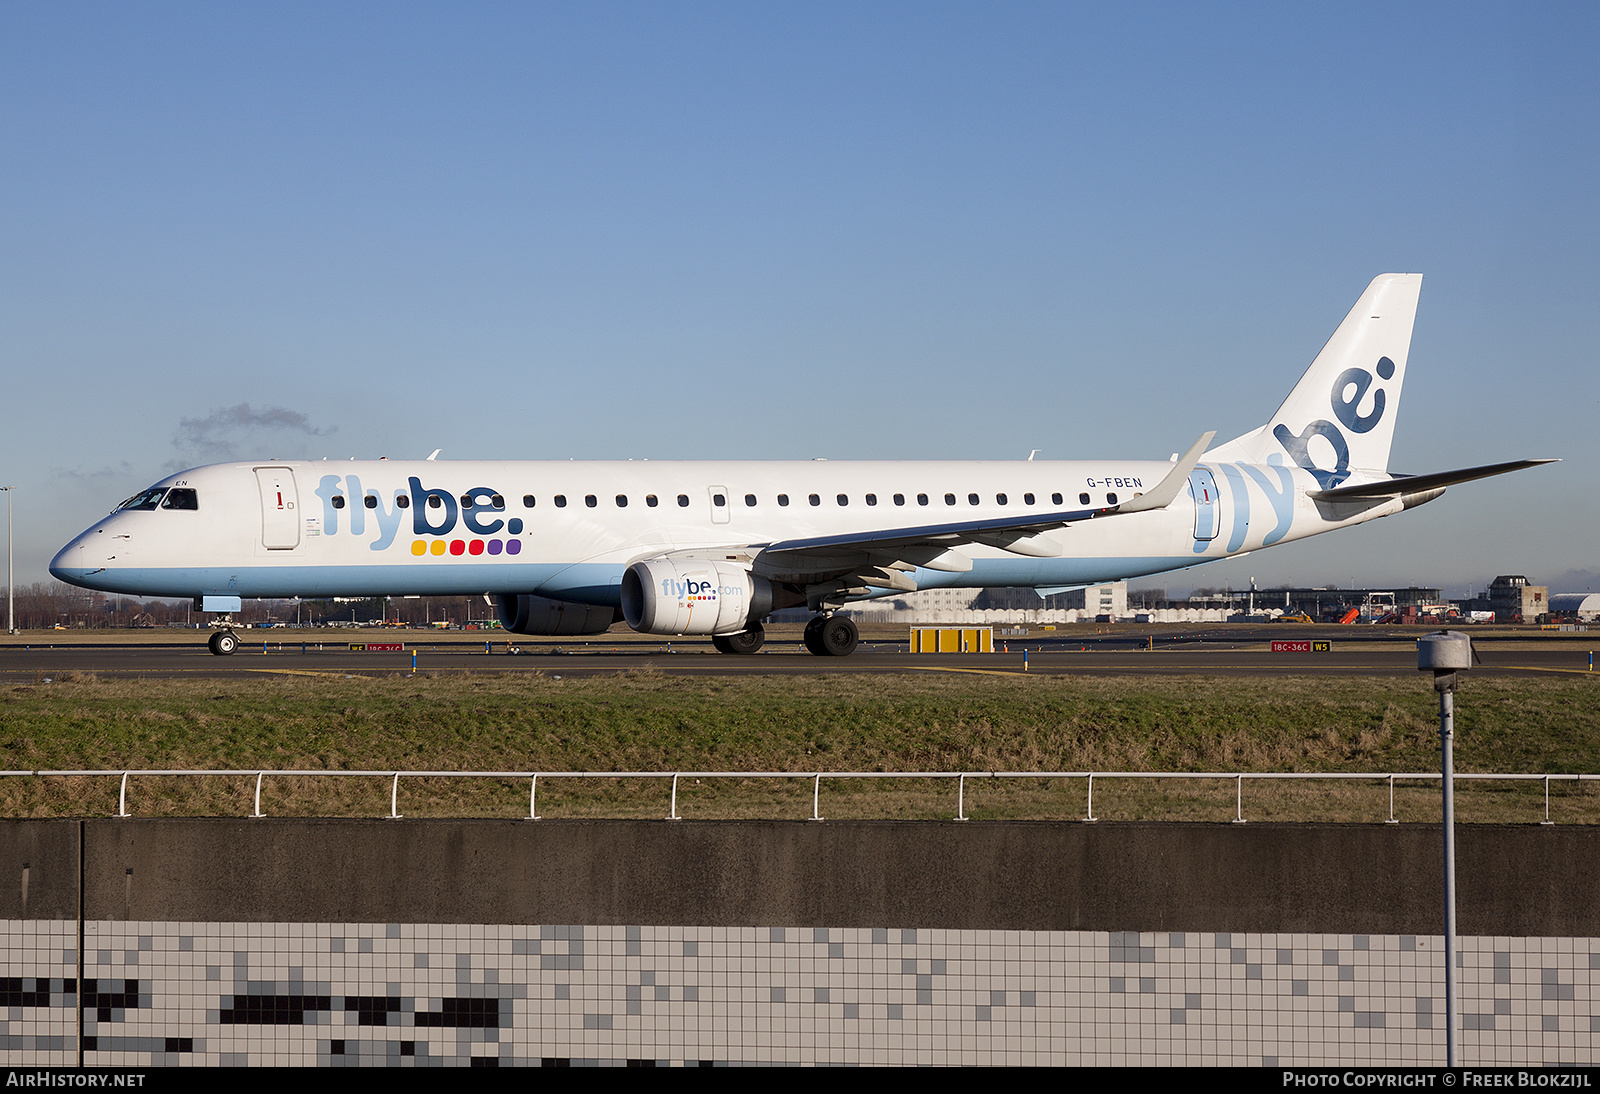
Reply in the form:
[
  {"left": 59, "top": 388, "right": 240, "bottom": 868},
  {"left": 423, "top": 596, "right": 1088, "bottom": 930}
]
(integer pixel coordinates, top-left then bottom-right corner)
[{"left": 1205, "top": 273, "right": 1423, "bottom": 488}]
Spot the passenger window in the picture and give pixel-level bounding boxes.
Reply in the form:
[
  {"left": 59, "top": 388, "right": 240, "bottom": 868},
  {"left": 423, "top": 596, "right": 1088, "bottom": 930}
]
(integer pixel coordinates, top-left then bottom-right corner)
[
  {"left": 712, "top": 493, "right": 726, "bottom": 507},
  {"left": 778, "top": 494, "right": 790, "bottom": 506},
  {"left": 944, "top": 493, "right": 956, "bottom": 506},
  {"left": 1106, "top": 493, "right": 1118, "bottom": 505},
  {"left": 364, "top": 495, "right": 377, "bottom": 509},
  {"left": 523, "top": 495, "right": 536, "bottom": 507},
  {"left": 865, "top": 493, "right": 877, "bottom": 506},
  {"left": 161, "top": 488, "right": 199, "bottom": 510},
  {"left": 917, "top": 494, "right": 929, "bottom": 506},
  {"left": 893, "top": 494, "right": 905, "bottom": 506},
  {"left": 995, "top": 493, "right": 1007, "bottom": 505},
  {"left": 677, "top": 494, "right": 689, "bottom": 507},
  {"left": 1024, "top": 493, "right": 1035, "bottom": 505},
  {"left": 332, "top": 496, "right": 346, "bottom": 510},
  {"left": 836, "top": 494, "right": 848, "bottom": 506},
  {"left": 968, "top": 493, "right": 979, "bottom": 506},
  {"left": 491, "top": 494, "right": 505, "bottom": 509},
  {"left": 1078, "top": 493, "right": 1090, "bottom": 505},
  {"left": 1052, "top": 493, "right": 1063, "bottom": 505},
  {"left": 460, "top": 495, "right": 473, "bottom": 509},
  {"left": 397, "top": 496, "right": 410, "bottom": 509},
  {"left": 585, "top": 495, "right": 597, "bottom": 507},
  {"left": 744, "top": 494, "right": 757, "bottom": 507},
  {"left": 809, "top": 494, "right": 820, "bottom": 506},
  {"left": 428, "top": 495, "right": 442, "bottom": 509},
  {"left": 646, "top": 495, "right": 658, "bottom": 507},
  {"left": 616, "top": 495, "right": 628, "bottom": 507},
  {"left": 555, "top": 495, "right": 567, "bottom": 508}
]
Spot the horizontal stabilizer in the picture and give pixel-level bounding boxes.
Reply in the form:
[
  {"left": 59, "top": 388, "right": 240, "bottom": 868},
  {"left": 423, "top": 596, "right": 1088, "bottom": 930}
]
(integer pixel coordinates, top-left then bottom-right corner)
[{"left": 1308, "top": 459, "right": 1558, "bottom": 501}]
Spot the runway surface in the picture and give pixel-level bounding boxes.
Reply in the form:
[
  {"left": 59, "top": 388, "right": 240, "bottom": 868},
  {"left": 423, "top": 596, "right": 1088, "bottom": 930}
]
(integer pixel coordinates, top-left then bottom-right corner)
[{"left": 3, "top": 627, "right": 1595, "bottom": 681}]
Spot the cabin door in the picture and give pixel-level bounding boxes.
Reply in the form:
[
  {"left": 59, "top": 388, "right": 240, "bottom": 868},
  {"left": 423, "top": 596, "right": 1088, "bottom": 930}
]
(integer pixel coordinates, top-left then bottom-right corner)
[
  {"left": 254, "top": 467, "right": 301, "bottom": 550},
  {"left": 1189, "top": 468, "right": 1220, "bottom": 542}
]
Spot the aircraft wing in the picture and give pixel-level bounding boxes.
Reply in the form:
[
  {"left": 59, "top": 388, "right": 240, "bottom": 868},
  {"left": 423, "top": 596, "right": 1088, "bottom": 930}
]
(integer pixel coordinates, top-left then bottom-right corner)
[
  {"left": 1307, "top": 458, "right": 1558, "bottom": 501},
  {"left": 743, "top": 433, "right": 1215, "bottom": 588}
]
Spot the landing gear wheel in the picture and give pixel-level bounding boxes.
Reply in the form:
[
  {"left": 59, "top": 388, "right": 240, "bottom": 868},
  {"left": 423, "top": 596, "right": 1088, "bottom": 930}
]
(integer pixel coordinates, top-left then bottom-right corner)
[
  {"left": 208, "top": 630, "right": 239, "bottom": 656},
  {"left": 804, "top": 615, "right": 857, "bottom": 657},
  {"left": 820, "top": 616, "right": 858, "bottom": 657},
  {"left": 803, "top": 615, "right": 827, "bottom": 656},
  {"left": 719, "top": 624, "right": 764, "bottom": 655}
]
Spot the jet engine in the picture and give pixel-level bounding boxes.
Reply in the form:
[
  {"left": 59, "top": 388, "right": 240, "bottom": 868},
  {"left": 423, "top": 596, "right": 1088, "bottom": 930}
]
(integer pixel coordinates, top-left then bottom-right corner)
[
  {"left": 495, "top": 594, "right": 619, "bottom": 636},
  {"left": 620, "top": 558, "right": 775, "bottom": 635}
]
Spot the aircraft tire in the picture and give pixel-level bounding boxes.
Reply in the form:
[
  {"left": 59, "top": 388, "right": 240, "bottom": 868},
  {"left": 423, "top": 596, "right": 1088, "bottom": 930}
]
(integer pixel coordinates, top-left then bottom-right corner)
[
  {"left": 802, "top": 616, "right": 827, "bottom": 656},
  {"left": 209, "top": 630, "right": 239, "bottom": 656},
  {"left": 711, "top": 635, "right": 734, "bottom": 654},
  {"left": 818, "top": 616, "right": 858, "bottom": 657},
  {"left": 721, "top": 624, "right": 764, "bottom": 655}
]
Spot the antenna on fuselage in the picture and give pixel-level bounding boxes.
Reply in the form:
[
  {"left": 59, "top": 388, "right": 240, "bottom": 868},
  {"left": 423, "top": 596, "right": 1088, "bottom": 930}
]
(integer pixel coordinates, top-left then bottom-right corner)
[
  {"left": 1027, "top": 450, "right": 1039, "bottom": 461},
  {"left": 427, "top": 449, "right": 441, "bottom": 461}
]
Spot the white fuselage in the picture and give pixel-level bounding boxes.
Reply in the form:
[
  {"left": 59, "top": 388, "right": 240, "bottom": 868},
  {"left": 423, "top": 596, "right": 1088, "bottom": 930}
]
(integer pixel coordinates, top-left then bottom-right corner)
[{"left": 50, "top": 456, "right": 1406, "bottom": 606}]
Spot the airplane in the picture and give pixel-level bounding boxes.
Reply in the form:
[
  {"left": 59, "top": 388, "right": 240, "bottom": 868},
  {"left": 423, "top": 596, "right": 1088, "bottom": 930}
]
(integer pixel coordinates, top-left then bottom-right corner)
[{"left": 50, "top": 273, "right": 1554, "bottom": 656}]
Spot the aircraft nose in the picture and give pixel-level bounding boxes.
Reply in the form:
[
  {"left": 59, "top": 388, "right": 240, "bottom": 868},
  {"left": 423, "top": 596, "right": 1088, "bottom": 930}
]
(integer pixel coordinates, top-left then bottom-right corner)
[{"left": 49, "top": 535, "right": 94, "bottom": 586}]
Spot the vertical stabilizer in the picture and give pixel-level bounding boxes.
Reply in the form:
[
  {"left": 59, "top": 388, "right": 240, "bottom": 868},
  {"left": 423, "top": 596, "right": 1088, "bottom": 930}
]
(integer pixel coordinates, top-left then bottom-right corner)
[{"left": 1206, "top": 274, "right": 1422, "bottom": 487}]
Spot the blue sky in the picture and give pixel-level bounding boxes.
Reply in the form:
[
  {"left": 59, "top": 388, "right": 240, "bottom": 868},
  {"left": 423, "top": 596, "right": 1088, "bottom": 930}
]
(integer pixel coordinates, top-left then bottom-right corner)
[{"left": 2, "top": 3, "right": 1594, "bottom": 595}]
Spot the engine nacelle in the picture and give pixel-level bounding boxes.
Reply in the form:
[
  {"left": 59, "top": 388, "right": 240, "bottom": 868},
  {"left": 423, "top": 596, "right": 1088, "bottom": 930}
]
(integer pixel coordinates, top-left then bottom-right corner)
[
  {"left": 495, "top": 594, "right": 619, "bottom": 636},
  {"left": 620, "top": 558, "right": 774, "bottom": 635}
]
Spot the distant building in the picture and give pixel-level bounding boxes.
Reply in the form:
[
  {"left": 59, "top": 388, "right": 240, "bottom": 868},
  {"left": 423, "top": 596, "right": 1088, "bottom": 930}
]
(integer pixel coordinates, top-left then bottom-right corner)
[
  {"left": 970, "top": 583, "right": 1127, "bottom": 617},
  {"left": 881, "top": 587, "right": 981, "bottom": 615},
  {"left": 1455, "top": 575, "right": 1550, "bottom": 624},
  {"left": 1548, "top": 593, "right": 1599, "bottom": 621},
  {"left": 1049, "top": 582, "right": 1127, "bottom": 619},
  {"left": 1186, "top": 586, "right": 1444, "bottom": 620},
  {"left": 818, "top": 581, "right": 1146, "bottom": 624}
]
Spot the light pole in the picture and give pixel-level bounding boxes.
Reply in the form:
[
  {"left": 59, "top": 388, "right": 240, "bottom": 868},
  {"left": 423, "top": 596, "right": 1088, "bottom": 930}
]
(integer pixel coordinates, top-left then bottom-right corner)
[
  {"left": 1418, "top": 630, "right": 1473, "bottom": 1067},
  {"left": 2, "top": 486, "right": 13, "bottom": 634}
]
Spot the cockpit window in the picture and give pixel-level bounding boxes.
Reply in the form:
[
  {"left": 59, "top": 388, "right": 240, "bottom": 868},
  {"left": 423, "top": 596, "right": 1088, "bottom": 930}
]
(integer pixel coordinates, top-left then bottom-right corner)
[
  {"left": 117, "top": 488, "right": 167, "bottom": 512},
  {"left": 161, "top": 488, "right": 199, "bottom": 510}
]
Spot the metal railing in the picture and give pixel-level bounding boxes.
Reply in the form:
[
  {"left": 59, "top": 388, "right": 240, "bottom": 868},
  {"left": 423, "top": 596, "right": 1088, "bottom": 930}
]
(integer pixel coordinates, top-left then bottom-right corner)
[{"left": 1, "top": 768, "right": 1595, "bottom": 823}]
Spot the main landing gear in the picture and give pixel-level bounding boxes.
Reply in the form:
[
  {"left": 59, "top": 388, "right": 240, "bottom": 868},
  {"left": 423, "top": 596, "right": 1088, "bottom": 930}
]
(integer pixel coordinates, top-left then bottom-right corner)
[
  {"left": 712, "top": 622, "right": 765, "bottom": 655},
  {"left": 708, "top": 615, "right": 857, "bottom": 657},
  {"left": 802, "top": 614, "right": 858, "bottom": 657},
  {"left": 207, "top": 629, "right": 240, "bottom": 656}
]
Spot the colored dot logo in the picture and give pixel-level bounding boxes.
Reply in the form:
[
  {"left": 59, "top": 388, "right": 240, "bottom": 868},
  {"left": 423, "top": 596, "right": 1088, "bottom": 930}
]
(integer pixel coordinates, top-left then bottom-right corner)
[{"left": 411, "top": 539, "right": 521, "bottom": 557}]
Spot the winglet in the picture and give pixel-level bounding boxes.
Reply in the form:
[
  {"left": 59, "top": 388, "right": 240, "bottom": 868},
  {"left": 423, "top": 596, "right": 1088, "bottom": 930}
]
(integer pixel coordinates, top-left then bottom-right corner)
[{"left": 1104, "top": 431, "right": 1216, "bottom": 515}]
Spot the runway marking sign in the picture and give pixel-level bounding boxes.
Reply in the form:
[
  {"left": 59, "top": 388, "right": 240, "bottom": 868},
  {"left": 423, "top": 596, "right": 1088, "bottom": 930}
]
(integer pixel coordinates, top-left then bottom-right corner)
[{"left": 1272, "top": 640, "right": 1331, "bottom": 653}]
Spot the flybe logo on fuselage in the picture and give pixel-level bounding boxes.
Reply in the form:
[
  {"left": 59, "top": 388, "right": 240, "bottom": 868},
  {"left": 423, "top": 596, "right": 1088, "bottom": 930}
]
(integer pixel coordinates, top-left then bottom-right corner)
[
  {"left": 1272, "top": 356, "right": 1394, "bottom": 489},
  {"left": 313, "top": 475, "right": 525, "bottom": 553}
]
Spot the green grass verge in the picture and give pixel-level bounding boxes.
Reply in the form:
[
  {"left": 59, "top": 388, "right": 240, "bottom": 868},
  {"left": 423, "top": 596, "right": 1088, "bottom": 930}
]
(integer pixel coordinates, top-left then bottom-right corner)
[{"left": 2, "top": 669, "right": 1595, "bottom": 822}]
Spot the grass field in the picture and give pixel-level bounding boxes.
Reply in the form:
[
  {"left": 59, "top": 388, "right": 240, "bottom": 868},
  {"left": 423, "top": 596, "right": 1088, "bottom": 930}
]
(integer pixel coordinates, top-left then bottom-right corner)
[{"left": 1, "top": 669, "right": 1596, "bottom": 822}]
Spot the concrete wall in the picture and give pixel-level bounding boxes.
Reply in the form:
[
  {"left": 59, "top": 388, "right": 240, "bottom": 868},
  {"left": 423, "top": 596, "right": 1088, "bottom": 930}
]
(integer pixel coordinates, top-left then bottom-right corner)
[
  {"left": 3, "top": 818, "right": 1597, "bottom": 935},
  {"left": 6, "top": 819, "right": 1600, "bottom": 1066}
]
